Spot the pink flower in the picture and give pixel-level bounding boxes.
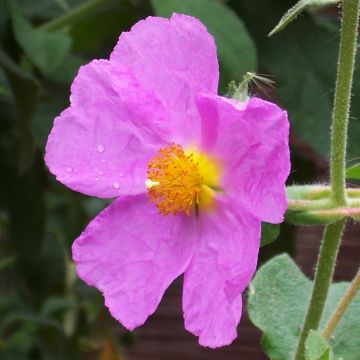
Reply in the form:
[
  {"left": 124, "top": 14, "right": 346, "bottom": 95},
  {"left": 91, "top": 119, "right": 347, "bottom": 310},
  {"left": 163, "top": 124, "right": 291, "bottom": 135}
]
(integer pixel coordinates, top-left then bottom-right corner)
[{"left": 45, "top": 14, "right": 290, "bottom": 348}]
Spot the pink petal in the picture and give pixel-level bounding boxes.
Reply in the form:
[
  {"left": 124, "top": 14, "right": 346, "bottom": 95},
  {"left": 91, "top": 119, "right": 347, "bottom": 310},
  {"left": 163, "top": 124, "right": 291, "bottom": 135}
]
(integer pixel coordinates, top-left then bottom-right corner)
[
  {"left": 111, "top": 14, "right": 219, "bottom": 145},
  {"left": 196, "top": 94, "right": 290, "bottom": 223},
  {"left": 45, "top": 59, "right": 169, "bottom": 198},
  {"left": 72, "top": 194, "right": 196, "bottom": 330},
  {"left": 183, "top": 197, "right": 260, "bottom": 348}
]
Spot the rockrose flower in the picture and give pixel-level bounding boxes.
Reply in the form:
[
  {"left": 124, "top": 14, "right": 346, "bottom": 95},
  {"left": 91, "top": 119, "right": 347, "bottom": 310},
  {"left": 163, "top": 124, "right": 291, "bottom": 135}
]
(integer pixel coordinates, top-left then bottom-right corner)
[{"left": 45, "top": 14, "right": 290, "bottom": 347}]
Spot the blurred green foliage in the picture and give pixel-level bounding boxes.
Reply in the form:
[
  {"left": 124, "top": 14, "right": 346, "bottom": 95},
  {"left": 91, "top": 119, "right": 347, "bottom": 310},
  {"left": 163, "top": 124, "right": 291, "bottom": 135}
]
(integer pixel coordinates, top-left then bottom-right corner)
[{"left": 0, "top": 0, "right": 357, "bottom": 358}]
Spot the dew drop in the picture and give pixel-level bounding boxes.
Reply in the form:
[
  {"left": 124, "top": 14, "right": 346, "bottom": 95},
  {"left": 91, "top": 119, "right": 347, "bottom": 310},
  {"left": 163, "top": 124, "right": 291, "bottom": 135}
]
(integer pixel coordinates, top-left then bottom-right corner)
[
  {"left": 66, "top": 167, "right": 73, "bottom": 173},
  {"left": 118, "top": 172, "right": 124, "bottom": 177},
  {"left": 101, "top": 159, "right": 106, "bottom": 163},
  {"left": 112, "top": 182, "right": 120, "bottom": 189},
  {"left": 97, "top": 144, "right": 105, "bottom": 153},
  {"left": 95, "top": 177, "right": 99, "bottom": 182},
  {"left": 99, "top": 170, "right": 104, "bottom": 175}
]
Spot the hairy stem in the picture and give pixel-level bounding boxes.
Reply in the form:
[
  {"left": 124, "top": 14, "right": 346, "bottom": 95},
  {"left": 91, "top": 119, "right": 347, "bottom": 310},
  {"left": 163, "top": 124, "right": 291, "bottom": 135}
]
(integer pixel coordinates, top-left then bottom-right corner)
[
  {"left": 322, "top": 269, "right": 360, "bottom": 339},
  {"left": 39, "top": 0, "right": 111, "bottom": 31},
  {"left": 294, "top": 219, "right": 346, "bottom": 360},
  {"left": 294, "top": 2, "right": 360, "bottom": 357},
  {"left": 330, "top": 0, "right": 360, "bottom": 206}
]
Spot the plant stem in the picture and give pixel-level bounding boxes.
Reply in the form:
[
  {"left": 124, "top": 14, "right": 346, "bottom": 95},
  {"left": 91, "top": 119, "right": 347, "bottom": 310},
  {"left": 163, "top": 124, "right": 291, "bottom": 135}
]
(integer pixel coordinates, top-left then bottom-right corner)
[
  {"left": 294, "top": 219, "right": 346, "bottom": 360},
  {"left": 322, "top": 269, "right": 360, "bottom": 339},
  {"left": 294, "top": 2, "right": 360, "bottom": 357},
  {"left": 330, "top": 0, "right": 360, "bottom": 206},
  {"left": 38, "top": 0, "right": 111, "bottom": 32}
]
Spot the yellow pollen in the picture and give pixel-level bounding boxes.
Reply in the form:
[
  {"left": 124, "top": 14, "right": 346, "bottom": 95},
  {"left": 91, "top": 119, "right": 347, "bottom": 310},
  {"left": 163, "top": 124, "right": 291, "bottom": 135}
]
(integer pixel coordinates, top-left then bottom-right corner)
[{"left": 147, "top": 143, "right": 221, "bottom": 216}]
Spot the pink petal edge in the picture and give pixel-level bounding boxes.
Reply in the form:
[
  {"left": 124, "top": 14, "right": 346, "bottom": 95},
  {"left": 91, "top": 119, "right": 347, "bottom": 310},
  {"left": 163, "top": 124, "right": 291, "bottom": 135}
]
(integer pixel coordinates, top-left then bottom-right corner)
[
  {"left": 183, "top": 196, "right": 261, "bottom": 348},
  {"left": 45, "top": 59, "right": 169, "bottom": 198},
  {"left": 111, "top": 13, "right": 219, "bottom": 146},
  {"left": 72, "top": 194, "right": 197, "bottom": 330}
]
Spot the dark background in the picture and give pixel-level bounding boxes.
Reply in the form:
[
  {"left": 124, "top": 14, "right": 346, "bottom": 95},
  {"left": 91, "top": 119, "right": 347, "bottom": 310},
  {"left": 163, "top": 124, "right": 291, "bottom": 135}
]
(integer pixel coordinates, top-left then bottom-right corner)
[{"left": 0, "top": 0, "right": 359, "bottom": 359}]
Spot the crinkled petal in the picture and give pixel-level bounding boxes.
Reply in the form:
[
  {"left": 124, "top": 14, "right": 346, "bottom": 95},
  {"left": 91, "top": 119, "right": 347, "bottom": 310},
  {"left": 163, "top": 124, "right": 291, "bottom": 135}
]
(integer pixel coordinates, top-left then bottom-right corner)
[
  {"left": 196, "top": 94, "right": 290, "bottom": 223},
  {"left": 111, "top": 14, "right": 219, "bottom": 145},
  {"left": 45, "top": 59, "right": 170, "bottom": 198},
  {"left": 183, "top": 197, "right": 260, "bottom": 348},
  {"left": 72, "top": 195, "right": 196, "bottom": 330}
]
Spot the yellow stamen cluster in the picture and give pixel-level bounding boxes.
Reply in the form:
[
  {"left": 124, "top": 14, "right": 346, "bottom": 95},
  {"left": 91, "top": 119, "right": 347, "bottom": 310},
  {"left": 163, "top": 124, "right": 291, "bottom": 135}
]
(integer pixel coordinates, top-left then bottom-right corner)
[{"left": 147, "top": 144, "right": 203, "bottom": 215}]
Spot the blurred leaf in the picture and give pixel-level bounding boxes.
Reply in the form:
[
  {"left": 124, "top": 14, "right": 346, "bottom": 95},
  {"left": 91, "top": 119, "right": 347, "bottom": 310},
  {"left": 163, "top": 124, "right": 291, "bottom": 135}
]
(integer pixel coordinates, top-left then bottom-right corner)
[
  {"left": 26, "top": 233, "right": 66, "bottom": 297},
  {"left": 0, "top": 351, "right": 28, "bottom": 360},
  {"left": 151, "top": 0, "right": 257, "bottom": 90},
  {"left": 0, "top": 255, "right": 16, "bottom": 270},
  {"left": 247, "top": 254, "right": 360, "bottom": 360},
  {"left": 0, "top": 50, "right": 39, "bottom": 174},
  {"left": 346, "top": 163, "right": 360, "bottom": 180},
  {"left": 17, "top": 0, "right": 65, "bottom": 18},
  {"left": 0, "top": 312, "right": 62, "bottom": 333},
  {"left": 0, "top": 68, "right": 11, "bottom": 96},
  {"left": 6, "top": 324, "right": 35, "bottom": 354},
  {"left": 269, "top": 0, "right": 339, "bottom": 36},
  {"left": 69, "top": 0, "right": 142, "bottom": 54},
  {"left": 261, "top": 222, "right": 280, "bottom": 247},
  {"left": 232, "top": 1, "right": 360, "bottom": 161},
  {"left": 8, "top": 157, "right": 45, "bottom": 266},
  {"left": 12, "top": 12, "right": 72, "bottom": 76},
  {"left": 47, "top": 53, "right": 85, "bottom": 84},
  {"left": 41, "top": 297, "right": 76, "bottom": 317},
  {"left": 82, "top": 197, "right": 109, "bottom": 218},
  {"left": 32, "top": 94, "right": 68, "bottom": 150},
  {"left": 263, "top": 18, "right": 339, "bottom": 160},
  {"left": 305, "top": 330, "right": 334, "bottom": 360},
  {"left": 53, "top": 0, "right": 70, "bottom": 12}
]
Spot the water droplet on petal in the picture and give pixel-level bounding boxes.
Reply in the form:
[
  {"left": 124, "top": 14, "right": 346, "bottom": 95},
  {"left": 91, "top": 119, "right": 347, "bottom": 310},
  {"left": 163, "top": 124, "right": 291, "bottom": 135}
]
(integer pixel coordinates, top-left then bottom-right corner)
[
  {"left": 112, "top": 182, "right": 120, "bottom": 189},
  {"left": 97, "top": 144, "right": 105, "bottom": 153},
  {"left": 101, "top": 159, "right": 106, "bottom": 163},
  {"left": 95, "top": 177, "right": 99, "bottom": 182},
  {"left": 66, "top": 167, "right": 73, "bottom": 173},
  {"left": 99, "top": 170, "right": 103, "bottom": 175},
  {"left": 118, "top": 173, "right": 124, "bottom": 177}
]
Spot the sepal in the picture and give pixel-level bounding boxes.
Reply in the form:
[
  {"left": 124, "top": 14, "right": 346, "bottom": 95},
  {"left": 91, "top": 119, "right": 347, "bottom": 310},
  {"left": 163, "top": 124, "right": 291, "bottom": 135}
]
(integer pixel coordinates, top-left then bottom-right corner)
[{"left": 286, "top": 185, "right": 360, "bottom": 224}]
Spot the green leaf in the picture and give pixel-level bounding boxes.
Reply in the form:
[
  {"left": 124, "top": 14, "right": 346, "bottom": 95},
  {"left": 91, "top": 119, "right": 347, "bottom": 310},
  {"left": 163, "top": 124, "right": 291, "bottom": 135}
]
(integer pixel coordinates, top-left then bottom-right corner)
[
  {"left": 68, "top": 0, "right": 141, "bottom": 54},
  {"left": 53, "top": 0, "right": 70, "bottom": 12},
  {"left": 230, "top": 3, "right": 360, "bottom": 161},
  {"left": 346, "top": 163, "right": 360, "bottom": 180},
  {"left": 305, "top": 330, "right": 334, "bottom": 360},
  {"left": 0, "top": 255, "right": 16, "bottom": 270},
  {"left": 41, "top": 297, "right": 76, "bottom": 317},
  {"left": 247, "top": 254, "right": 360, "bottom": 360},
  {"left": 261, "top": 223, "right": 280, "bottom": 247},
  {"left": 269, "top": 0, "right": 339, "bottom": 36},
  {"left": 46, "top": 54, "right": 85, "bottom": 84},
  {"left": 0, "top": 50, "right": 39, "bottom": 174},
  {"left": 265, "top": 18, "right": 338, "bottom": 160},
  {"left": 151, "top": 0, "right": 257, "bottom": 90},
  {"left": 12, "top": 12, "right": 71, "bottom": 76}
]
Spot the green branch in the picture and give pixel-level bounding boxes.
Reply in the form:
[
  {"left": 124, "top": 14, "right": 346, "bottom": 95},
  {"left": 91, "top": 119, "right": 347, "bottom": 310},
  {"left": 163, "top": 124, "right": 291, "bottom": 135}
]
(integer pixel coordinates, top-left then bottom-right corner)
[
  {"left": 39, "top": 0, "right": 111, "bottom": 32},
  {"left": 322, "top": 269, "right": 360, "bottom": 339}
]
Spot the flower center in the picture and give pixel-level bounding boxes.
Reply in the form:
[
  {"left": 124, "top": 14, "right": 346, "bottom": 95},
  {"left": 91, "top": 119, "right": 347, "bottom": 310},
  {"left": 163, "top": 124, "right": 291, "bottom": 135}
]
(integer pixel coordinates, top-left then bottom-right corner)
[{"left": 146, "top": 143, "right": 221, "bottom": 216}]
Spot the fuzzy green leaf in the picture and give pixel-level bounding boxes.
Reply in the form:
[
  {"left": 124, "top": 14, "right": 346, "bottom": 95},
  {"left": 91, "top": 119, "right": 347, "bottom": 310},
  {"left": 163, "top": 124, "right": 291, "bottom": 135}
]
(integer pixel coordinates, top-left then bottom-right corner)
[
  {"left": 247, "top": 254, "right": 360, "bottom": 360},
  {"left": 346, "top": 163, "right": 360, "bottom": 180},
  {"left": 261, "top": 223, "right": 280, "bottom": 247},
  {"left": 305, "top": 330, "right": 334, "bottom": 360},
  {"left": 269, "top": 0, "right": 339, "bottom": 36}
]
